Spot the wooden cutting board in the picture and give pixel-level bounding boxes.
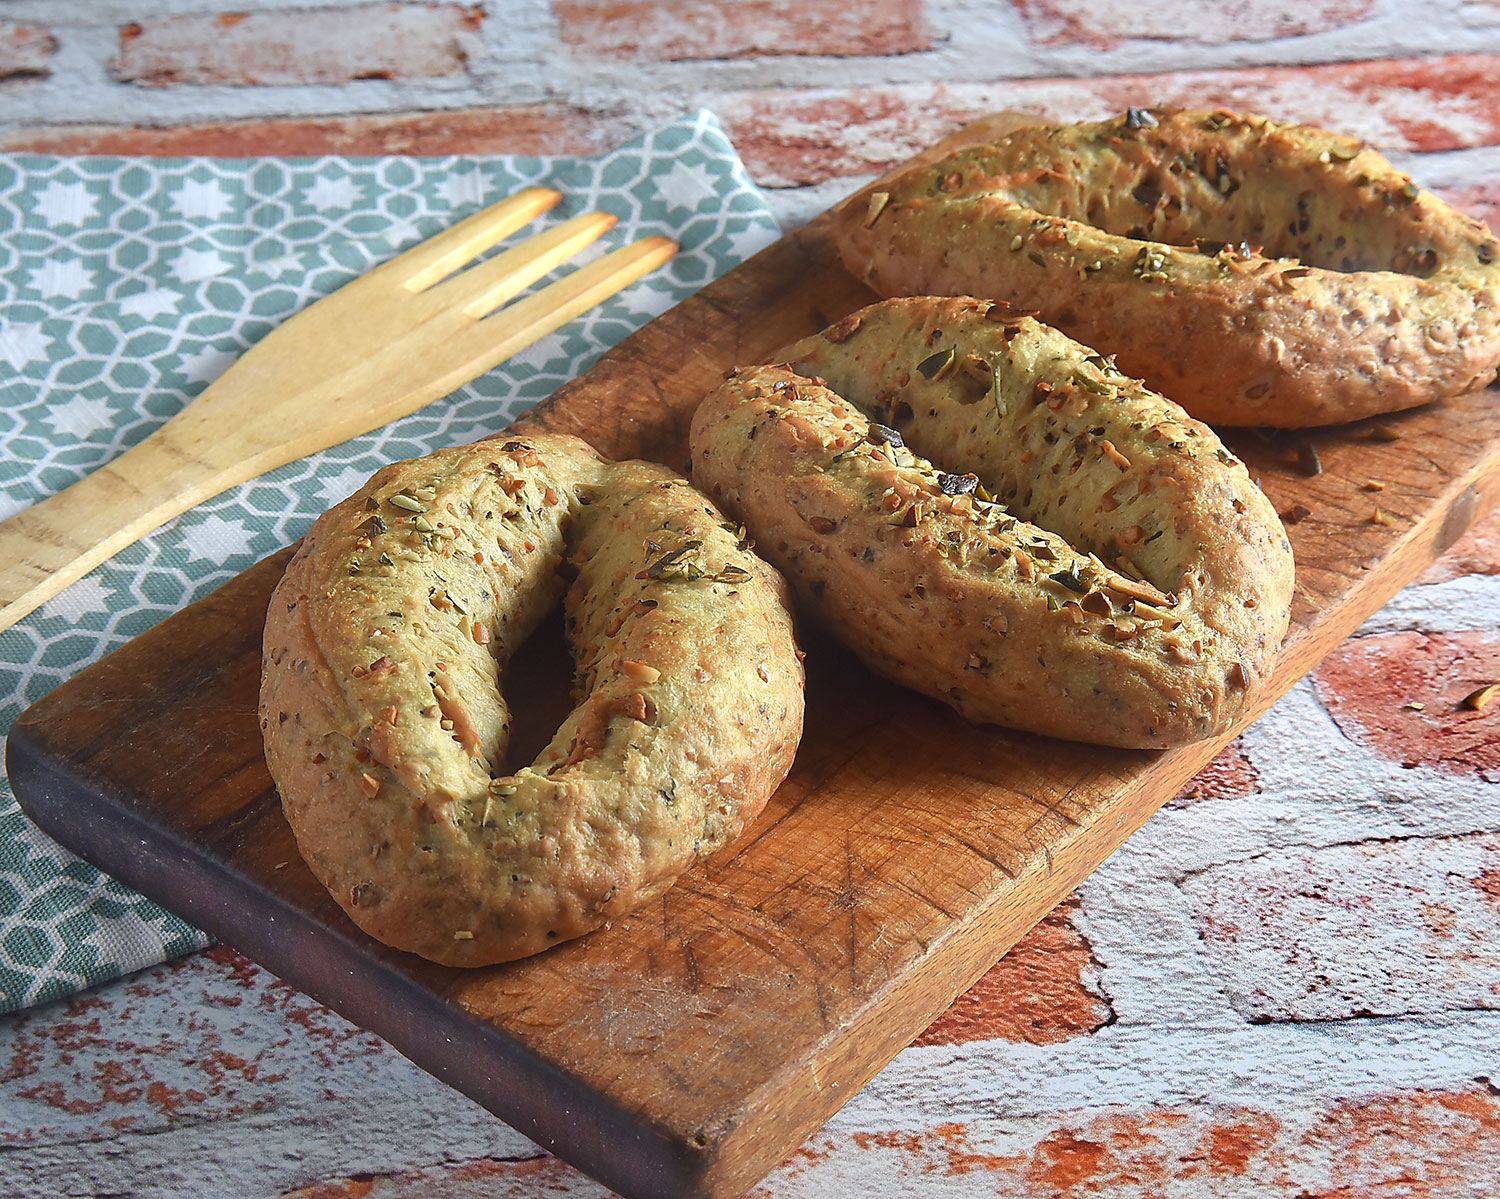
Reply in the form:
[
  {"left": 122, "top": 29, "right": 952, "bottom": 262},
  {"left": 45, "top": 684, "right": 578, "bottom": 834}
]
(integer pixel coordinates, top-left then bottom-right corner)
[{"left": 9, "top": 122, "right": 1500, "bottom": 1198}]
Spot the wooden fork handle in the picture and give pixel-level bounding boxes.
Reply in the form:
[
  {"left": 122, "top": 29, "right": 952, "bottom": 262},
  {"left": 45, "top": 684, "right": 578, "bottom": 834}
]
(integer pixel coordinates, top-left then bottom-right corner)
[{"left": 0, "top": 428, "right": 239, "bottom": 633}]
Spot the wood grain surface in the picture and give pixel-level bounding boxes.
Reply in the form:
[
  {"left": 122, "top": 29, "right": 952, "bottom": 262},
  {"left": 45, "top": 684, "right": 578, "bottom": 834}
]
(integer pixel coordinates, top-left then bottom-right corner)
[{"left": 9, "top": 144, "right": 1500, "bottom": 1197}]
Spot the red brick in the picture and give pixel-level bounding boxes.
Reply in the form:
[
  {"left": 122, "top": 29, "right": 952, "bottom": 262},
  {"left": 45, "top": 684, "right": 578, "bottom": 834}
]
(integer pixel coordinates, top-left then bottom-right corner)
[
  {"left": 721, "top": 53, "right": 1500, "bottom": 186},
  {"left": 3, "top": 948, "right": 390, "bottom": 1139},
  {"left": 1422, "top": 506, "right": 1500, "bottom": 584},
  {"left": 0, "top": 106, "right": 630, "bottom": 158},
  {"left": 1171, "top": 737, "right": 1259, "bottom": 805},
  {"left": 914, "top": 898, "right": 1110, "bottom": 1046},
  {"left": 0, "top": 20, "right": 56, "bottom": 79},
  {"left": 1303, "top": 1088, "right": 1500, "bottom": 1194},
  {"left": 113, "top": 4, "right": 483, "bottom": 87},
  {"left": 1435, "top": 179, "right": 1500, "bottom": 232},
  {"left": 1313, "top": 629, "right": 1500, "bottom": 779},
  {"left": 768, "top": 1088, "right": 1500, "bottom": 1193},
  {"left": 1188, "top": 833, "right": 1500, "bottom": 1021},
  {"left": 791, "top": 1106, "right": 1280, "bottom": 1189},
  {"left": 554, "top": 0, "right": 928, "bottom": 61},
  {"left": 1016, "top": 0, "right": 1373, "bottom": 49}
]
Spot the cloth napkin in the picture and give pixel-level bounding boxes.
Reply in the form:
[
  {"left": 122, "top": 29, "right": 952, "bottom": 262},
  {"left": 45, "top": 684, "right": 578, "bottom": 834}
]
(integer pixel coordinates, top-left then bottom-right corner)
[{"left": 0, "top": 110, "right": 782, "bottom": 1014}]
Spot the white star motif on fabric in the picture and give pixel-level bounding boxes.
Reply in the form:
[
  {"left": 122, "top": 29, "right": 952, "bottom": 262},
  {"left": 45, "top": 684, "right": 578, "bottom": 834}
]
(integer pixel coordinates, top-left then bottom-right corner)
[
  {"left": 303, "top": 176, "right": 363, "bottom": 213},
  {"left": 377, "top": 219, "right": 426, "bottom": 254},
  {"left": 178, "top": 513, "right": 257, "bottom": 564},
  {"left": 40, "top": 576, "right": 114, "bottom": 622},
  {"left": 0, "top": 320, "right": 52, "bottom": 371},
  {"left": 725, "top": 224, "right": 778, "bottom": 261},
  {"left": 170, "top": 178, "right": 234, "bottom": 221},
  {"left": 43, "top": 394, "right": 116, "bottom": 440},
  {"left": 170, "top": 248, "right": 233, "bottom": 283},
  {"left": 613, "top": 282, "right": 673, "bottom": 320},
  {"left": 27, "top": 258, "right": 95, "bottom": 301},
  {"left": 177, "top": 344, "right": 239, "bottom": 385},
  {"left": 258, "top": 254, "right": 304, "bottom": 279},
  {"left": 506, "top": 330, "right": 566, "bottom": 371},
  {"left": 657, "top": 161, "right": 719, "bottom": 213},
  {"left": 118, "top": 287, "right": 180, "bottom": 321},
  {"left": 34, "top": 180, "right": 98, "bottom": 228},
  {"left": 438, "top": 172, "right": 487, "bottom": 209},
  {"left": 314, "top": 466, "right": 374, "bottom": 507}
]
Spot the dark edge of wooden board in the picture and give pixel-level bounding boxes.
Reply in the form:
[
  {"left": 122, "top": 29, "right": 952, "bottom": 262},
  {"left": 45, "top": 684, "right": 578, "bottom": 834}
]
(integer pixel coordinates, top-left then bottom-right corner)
[
  {"left": 6, "top": 731, "right": 704, "bottom": 1194},
  {"left": 9, "top": 186, "right": 1500, "bottom": 1197}
]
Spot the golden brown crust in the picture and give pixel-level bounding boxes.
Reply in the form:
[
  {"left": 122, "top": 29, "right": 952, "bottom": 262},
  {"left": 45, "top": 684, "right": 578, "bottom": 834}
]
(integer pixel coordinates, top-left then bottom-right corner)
[
  {"left": 689, "top": 297, "right": 1294, "bottom": 747},
  {"left": 833, "top": 109, "right": 1500, "bottom": 428},
  {"left": 260, "top": 432, "right": 803, "bottom": 966}
]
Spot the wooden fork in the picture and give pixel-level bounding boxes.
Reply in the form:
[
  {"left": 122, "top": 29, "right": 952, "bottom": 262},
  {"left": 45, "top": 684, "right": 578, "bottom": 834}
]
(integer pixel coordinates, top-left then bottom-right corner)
[{"left": 0, "top": 188, "right": 676, "bottom": 634}]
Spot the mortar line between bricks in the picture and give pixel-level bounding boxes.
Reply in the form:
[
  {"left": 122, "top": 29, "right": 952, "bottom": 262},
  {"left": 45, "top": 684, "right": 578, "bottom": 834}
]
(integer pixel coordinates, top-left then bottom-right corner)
[
  {"left": 1243, "top": 1003, "right": 1500, "bottom": 1028},
  {"left": 1161, "top": 824, "right": 1500, "bottom": 884},
  {"left": 269, "top": 1152, "right": 553, "bottom": 1196},
  {"left": 853, "top": 1010, "right": 1500, "bottom": 1127},
  {"left": 1079, "top": 931, "right": 1121, "bottom": 1031}
]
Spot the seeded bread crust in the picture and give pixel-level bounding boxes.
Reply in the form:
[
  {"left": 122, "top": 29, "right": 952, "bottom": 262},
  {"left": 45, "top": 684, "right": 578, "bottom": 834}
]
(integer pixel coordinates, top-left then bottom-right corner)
[
  {"left": 261, "top": 432, "right": 803, "bottom": 966},
  {"left": 689, "top": 297, "right": 1294, "bottom": 747},
  {"left": 833, "top": 109, "right": 1500, "bottom": 427}
]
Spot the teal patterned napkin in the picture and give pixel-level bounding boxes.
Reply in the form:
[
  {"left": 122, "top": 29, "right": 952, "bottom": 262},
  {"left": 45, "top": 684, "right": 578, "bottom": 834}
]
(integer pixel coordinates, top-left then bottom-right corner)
[{"left": 0, "top": 110, "right": 781, "bottom": 1014}]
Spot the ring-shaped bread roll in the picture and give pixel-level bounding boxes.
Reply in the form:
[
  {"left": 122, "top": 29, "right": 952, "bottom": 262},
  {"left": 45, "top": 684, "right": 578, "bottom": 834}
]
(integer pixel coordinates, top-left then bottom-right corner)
[
  {"left": 261, "top": 433, "right": 803, "bottom": 966},
  {"left": 689, "top": 297, "right": 1294, "bottom": 747},
  {"left": 833, "top": 109, "right": 1500, "bottom": 427}
]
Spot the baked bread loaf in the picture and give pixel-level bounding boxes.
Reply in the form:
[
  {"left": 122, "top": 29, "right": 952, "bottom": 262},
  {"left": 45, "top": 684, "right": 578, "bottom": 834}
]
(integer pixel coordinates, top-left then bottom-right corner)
[
  {"left": 261, "top": 433, "right": 803, "bottom": 966},
  {"left": 690, "top": 297, "right": 1294, "bottom": 747},
  {"left": 833, "top": 109, "right": 1500, "bottom": 427}
]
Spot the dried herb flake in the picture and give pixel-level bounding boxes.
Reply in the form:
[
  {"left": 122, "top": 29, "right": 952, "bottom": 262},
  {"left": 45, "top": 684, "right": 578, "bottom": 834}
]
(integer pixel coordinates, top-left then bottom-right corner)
[
  {"left": 917, "top": 347, "right": 957, "bottom": 381},
  {"left": 1049, "top": 564, "right": 1088, "bottom": 593}
]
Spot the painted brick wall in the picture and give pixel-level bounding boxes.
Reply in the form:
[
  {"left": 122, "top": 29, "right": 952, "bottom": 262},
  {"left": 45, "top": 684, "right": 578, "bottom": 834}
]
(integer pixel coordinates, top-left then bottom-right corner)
[
  {"left": 3, "top": 0, "right": 1500, "bottom": 226},
  {"left": 3, "top": 2, "right": 1500, "bottom": 1195},
  {"left": 113, "top": 5, "right": 486, "bottom": 86}
]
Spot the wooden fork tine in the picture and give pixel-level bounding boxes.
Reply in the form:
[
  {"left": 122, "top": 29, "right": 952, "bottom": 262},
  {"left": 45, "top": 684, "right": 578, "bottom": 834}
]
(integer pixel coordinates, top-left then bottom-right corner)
[
  {"left": 388, "top": 186, "right": 563, "bottom": 293},
  {"left": 426, "top": 210, "right": 618, "bottom": 319},
  {"left": 446, "top": 235, "right": 678, "bottom": 375}
]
